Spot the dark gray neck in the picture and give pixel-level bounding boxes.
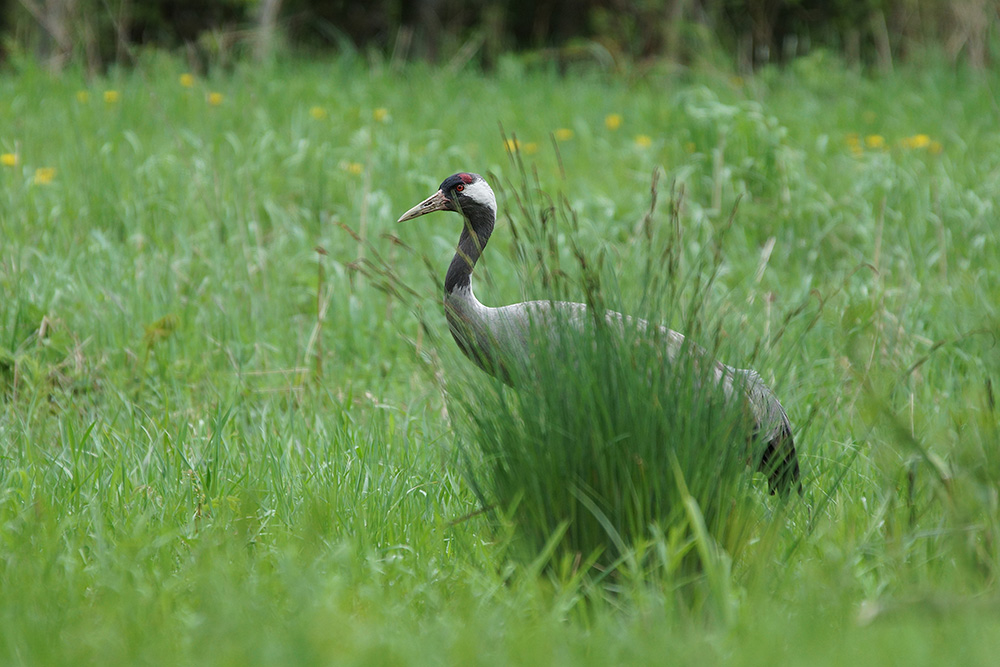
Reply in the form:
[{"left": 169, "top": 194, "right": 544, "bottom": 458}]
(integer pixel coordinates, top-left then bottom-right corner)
[{"left": 444, "top": 205, "right": 495, "bottom": 294}]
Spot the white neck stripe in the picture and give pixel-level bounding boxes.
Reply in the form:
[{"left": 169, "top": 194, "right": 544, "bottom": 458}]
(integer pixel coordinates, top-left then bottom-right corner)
[{"left": 463, "top": 179, "right": 496, "bottom": 213}]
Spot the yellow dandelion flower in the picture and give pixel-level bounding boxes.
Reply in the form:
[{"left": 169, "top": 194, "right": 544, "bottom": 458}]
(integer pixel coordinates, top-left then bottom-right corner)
[
  {"left": 34, "top": 167, "right": 56, "bottom": 185},
  {"left": 864, "top": 134, "right": 885, "bottom": 149},
  {"left": 344, "top": 162, "right": 363, "bottom": 175},
  {"left": 75, "top": 90, "right": 90, "bottom": 103},
  {"left": 504, "top": 138, "right": 521, "bottom": 152},
  {"left": 846, "top": 133, "right": 863, "bottom": 155},
  {"left": 104, "top": 90, "right": 120, "bottom": 104},
  {"left": 605, "top": 113, "right": 623, "bottom": 130},
  {"left": 901, "top": 133, "right": 931, "bottom": 149},
  {"left": 179, "top": 73, "right": 195, "bottom": 88},
  {"left": 524, "top": 142, "right": 539, "bottom": 155},
  {"left": 373, "top": 108, "right": 389, "bottom": 123},
  {"left": 929, "top": 141, "right": 943, "bottom": 155},
  {"left": 635, "top": 134, "right": 652, "bottom": 148},
  {"left": 310, "top": 106, "right": 327, "bottom": 120},
  {"left": 1, "top": 153, "right": 18, "bottom": 167},
  {"left": 554, "top": 128, "right": 573, "bottom": 141},
  {"left": 208, "top": 92, "right": 224, "bottom": 106}
]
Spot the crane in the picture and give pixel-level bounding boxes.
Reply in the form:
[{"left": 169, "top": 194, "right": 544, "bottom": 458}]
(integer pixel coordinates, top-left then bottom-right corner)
[{"left": 398, "top": 172, "right": 801, "bottom": 495}]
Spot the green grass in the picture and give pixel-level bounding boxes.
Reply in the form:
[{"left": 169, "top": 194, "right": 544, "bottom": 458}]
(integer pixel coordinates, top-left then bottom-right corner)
[{"left": 1, "top": 49, "right": 999, "bottom": 663}]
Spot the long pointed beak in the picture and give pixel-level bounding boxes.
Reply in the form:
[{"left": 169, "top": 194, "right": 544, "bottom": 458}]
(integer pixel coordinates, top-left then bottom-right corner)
[{"left": 397, "top": 189, "right": 453, "bottom": 222}]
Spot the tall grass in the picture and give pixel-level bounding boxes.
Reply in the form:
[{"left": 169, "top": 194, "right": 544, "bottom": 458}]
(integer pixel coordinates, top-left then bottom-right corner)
[{"left": 1, "top": 52, "right": 999, "bottom": 663}]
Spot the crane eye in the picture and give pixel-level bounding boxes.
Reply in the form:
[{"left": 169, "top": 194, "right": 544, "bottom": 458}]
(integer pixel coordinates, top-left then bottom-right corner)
[{"left": 455, "top": 184, "right": 465, "bottom": 192}]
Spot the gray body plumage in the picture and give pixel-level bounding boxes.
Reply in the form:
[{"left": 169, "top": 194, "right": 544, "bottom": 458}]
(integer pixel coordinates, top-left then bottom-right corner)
[{"left": 400, "top": 172, "right": 801, "bottom": 494}]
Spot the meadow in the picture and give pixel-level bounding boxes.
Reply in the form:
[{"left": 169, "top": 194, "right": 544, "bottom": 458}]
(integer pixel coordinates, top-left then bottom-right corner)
[{"left": 1, "top": 49, "right": 999, "bottom": 664}]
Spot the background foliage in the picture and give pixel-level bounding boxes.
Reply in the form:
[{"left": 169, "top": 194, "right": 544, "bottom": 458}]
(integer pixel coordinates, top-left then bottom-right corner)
[{"left": 3, "top": 0, "right": 998, "bottom": 72}]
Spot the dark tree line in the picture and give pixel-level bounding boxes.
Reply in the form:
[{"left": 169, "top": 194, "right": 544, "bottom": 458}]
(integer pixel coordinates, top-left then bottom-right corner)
[{"left": 3, "top": 0, "right": 996, "bottom": 72}]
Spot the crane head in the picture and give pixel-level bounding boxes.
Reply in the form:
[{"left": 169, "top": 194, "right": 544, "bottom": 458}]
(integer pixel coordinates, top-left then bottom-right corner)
[{"left": 397, "top": 172, "right": 496, "bottom": 223}]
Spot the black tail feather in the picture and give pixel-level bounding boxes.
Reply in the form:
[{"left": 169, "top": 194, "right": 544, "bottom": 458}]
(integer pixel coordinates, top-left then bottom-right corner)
[{"left": 757, "top": 423, "right": 802, "bottom": 496}]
